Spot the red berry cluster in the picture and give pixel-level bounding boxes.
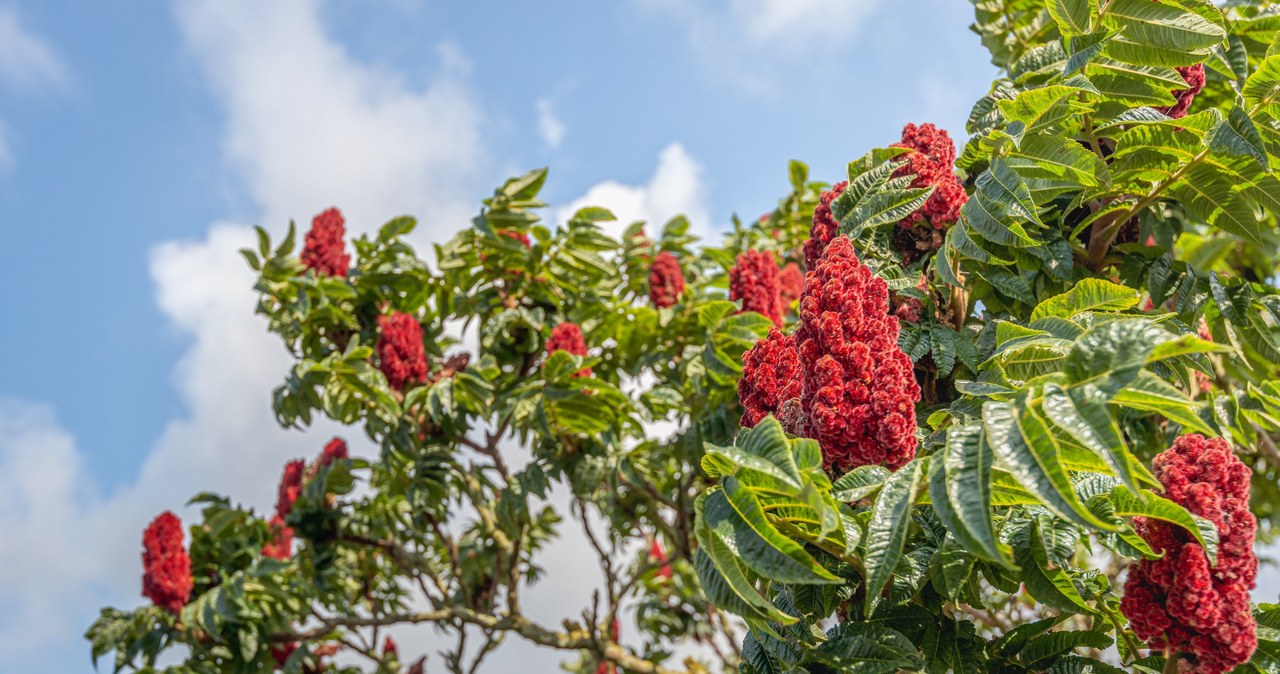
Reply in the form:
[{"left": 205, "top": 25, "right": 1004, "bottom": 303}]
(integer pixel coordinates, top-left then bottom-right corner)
[
  {"left": 376, "top": 312, "right": 429, "bottom": 391},
  {"left": 778, "top": 262, "right": 804, "bottom": 308},
  {"left": 648, "top": 251, "right": 685, "bottom": 309},
  {"left": 738, "top": 327, "right": 802, "bottom": 428},
  {"left": 730, "top": 250, "right": 784, "bottom": 327},
  {"left": 300, "top": 207, "right": 351, "bottom": 277},
  {"left": 1160, "top": 64, "right": 1207, "bottom": 120},
  {"left": 265, "top": 459, "right": 305, "bottom": 560},
  {"left": 740, "top": 235, "right": 920, "bottom": 474},
  {"left": 318, "top": 437, "right": 349, "bottom": 469},
  {"left": 141, "top": 511, "right": 192, "bottom": 614},
  {"left": 797, "top": 236, "right": 920, "bottom": 472},
  {"left": 546, "top": 322, "right": 592, "bottom": 377},
  {"left": 804, "top": 181, "right": 847, "bottom": 270},
  {"left": 1121, "top": 434, "right": 1258, "bottom": 674},
  {"left": 891, "top": 123, "right": 966, "bottom": 229},
  {"left": 262, "top": 516, "right": 293, "bottom": 561},
  {"left": 276, "top": 460, "right": 305, "bottom": 518}
]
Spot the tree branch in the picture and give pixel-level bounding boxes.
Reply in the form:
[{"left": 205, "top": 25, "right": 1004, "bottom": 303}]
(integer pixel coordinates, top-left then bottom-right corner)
[{"left": 282, "top": 607, "right": 693, "bottom": 674}]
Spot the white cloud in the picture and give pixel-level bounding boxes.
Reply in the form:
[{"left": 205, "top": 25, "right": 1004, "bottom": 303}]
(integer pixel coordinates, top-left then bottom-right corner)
[
  {"left": 0, "top": 401, "right": 107, "bottom": 662},
  {"left": 536, "top": 98, "right": 566, "bottom": 149},
  {"left": 636, "top": 0, "right": 880, "bottom": 90},
  {"left": 559, "top": 142, "right": 713, "bottom": 242},
  {"left": 177, "top": 0, "right": 485, "bottom": 233},
  {"left": 0, "top": 6, "right": 68, "bottom": 90},
  {"left": 0, "top": 120, "right": 11, "bottom": 172},
  {"left": 0, "top": 5, "right": 68, "bottom": 172},
  {"left": 728, "top": 0, "right": 880, "bottom": 45}
]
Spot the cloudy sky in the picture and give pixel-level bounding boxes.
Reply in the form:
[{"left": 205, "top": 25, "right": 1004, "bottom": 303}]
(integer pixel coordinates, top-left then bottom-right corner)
[{"left": 0, "top": 1, "right": 1018, "bottom": 672}]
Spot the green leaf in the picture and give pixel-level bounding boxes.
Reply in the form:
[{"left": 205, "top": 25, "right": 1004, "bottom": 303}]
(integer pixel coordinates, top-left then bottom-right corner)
[
  {"left": 1008, "top": 133, "right": 1110, "bottom": 190},
  {"left": 693, "top": 545, "right": 797, "bottom": 625},
  {"left": 1065, "top": 319, "right": 1171, "bottom": 395},
  {"left": 1112, "top": 372, "right": 1215, "bottom": 435},
  {"left": 1102, "top": 0, "right": 1226, "bottom": 65},
  {"left": 1019, "top": 631, "right": 1113, "bottom": 667},
  {"left": 1016, "top": 518, "right": 1095, "bottom": 614},
  {"left": 1110, "top": 484, "right": 1220, "bottom": 565},
  {"left": 862, "top": 458, "right": 925, "bottom": 616},
  {"left": 1207, "top": 104, "right": 1270, "bottom": 171},
  {"left": 1047, "top": 0, "right": 1097, "bottom": 36},
  {"left": 815, "top": 623, "right": 926, "bottom": 674},
  {"left": 1041, "top": 382, "right": 1141, "bottom": 491},
  {"left": 983, "top": 399, "right": 1113, "bottom": 530},
  {"left": 997, "top": 84, "right": 1096, "bottom": 133},
  {"left": 704, "top": 418, "right": 804, "bottom": 490},
  {"left": 1170, "top": 164, "right": 1267, "bottom": 247},
  {"left": 1030, "top": 279, "right": 1140, "bottom": 321},
  {"left": 713, "top": 481, "right": 841, "bottom": 584},
  {"left": 1243, "top": 54, "right": 1280, "bottom": 115},
  {"left": 930, "top": 426, "right": 1013, "bottom": 566},
  {"left": 832, "top": 465, "right": 891, "bottom": 502}
]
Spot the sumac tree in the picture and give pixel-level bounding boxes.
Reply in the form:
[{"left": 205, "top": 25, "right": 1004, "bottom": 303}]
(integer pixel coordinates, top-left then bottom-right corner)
[{"left": 89, "top": 2, "right": 1280, "bottom": 673}]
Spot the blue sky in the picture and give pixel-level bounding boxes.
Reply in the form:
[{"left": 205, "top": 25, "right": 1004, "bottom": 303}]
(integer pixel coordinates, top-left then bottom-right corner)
[{"left": 0, "top": 1, "right": 1009, "bottom": 672}]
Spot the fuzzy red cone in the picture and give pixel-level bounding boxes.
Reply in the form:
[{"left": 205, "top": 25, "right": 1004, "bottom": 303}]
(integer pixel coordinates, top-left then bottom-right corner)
[
  {"left": 141, "top": 511, "right": 193, "bottom": 614},
  {"left": 1121, "top": 434, "right": 1258, "bottom": 674},
  {"left": 300, "top": 207, "right": 351, "bottom": 277}
]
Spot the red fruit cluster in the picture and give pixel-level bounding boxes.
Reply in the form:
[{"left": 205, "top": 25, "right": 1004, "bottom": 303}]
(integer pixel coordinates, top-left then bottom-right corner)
[
  {"left": 779, "top": 262, "right": 804, "bottom": 308},
  {"left": 276, "top": 460, "right": 305, "bottom": 518},
  {"left": 1121, "top": 434, "right": 1258, "bottom": 674},
  {"left": 891, "top": 123, "right": 967, "bottom": 229},
  {"left": 266, "top": 458, "right": 307, "bottom": 560},
  {"left": 377, "top": 312, "right": 429, "bottom": 391},
  {"left": 804, "top": 181, "right": 847, "bottom": 270},
  {"left": 739, "top": 328, "right": 802, "bottom": 428},
  {"left": 730, "top": 250, "right": 784, "bottom": 327},
  {"left": 797, "top": 236, "right": 920, "bottom": 473},
  {"left": 300, "top": 207, "right": 351, "bottom": 277},
  {"left": 1160, "top": 64, "right": 1207, "bottom": 120},
  {"left": 648, "top": 251, "right": 685, "bottom": 309},
  {"left": 547, "top": 322, "right": 592, "bottom": 377},
  {"left": 141, "top": 511, "right": 193, "bottom": 614},
  {"left": 262, "top": 515, "right": 293, "bottom": 560},
  {"left": 318, "top": 437, "right": 349, "bottom": 469}
]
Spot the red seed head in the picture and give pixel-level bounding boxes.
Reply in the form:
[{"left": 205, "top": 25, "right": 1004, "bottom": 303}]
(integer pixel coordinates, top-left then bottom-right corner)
[
  {"left": 377, "top": 312, "right": 429, "bottom": 391},
  {"left": 730, "top": 250, "right": 784, "bottom": 327},
  {"left": 141, "top": 511, "right": 193, "bottom": 614},
  {"left": 797, "top": 236, "right": 921, "bottom": 473},
  {"left": 739, "top": 327, "right": 803, "bottom": 428},
  {"left": 1121, "top": 434, "right": 1258, "bottom": 674},
  {"left": 300, "top": 207, "right": 351, "bottom": 277},
  {"left": 804, "top": 181, "right": 848, "bottom": 270},
  {"left": 275, "top": 459, "right": 305, "bottom": 519},
  {"left": 1160, "top": 64, "right": 1207, "bottom": 119},
  {"left": 890, "top": 123, "right": 967, "bottom": 230},
  {"left": 648, "top": 251, "right": 686, "bottom": 309},
  {"left": 319, "top": 437, "right": 349, "bottom": 468},
  {"left": 262, "top": 515, "right": 294, "bottom": 560},
  {"left": 779, "top": 262, "right": 804, "bottom": 308},
  {"left": 546, "top": 322, "right": 591, "bottom": 377}
]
